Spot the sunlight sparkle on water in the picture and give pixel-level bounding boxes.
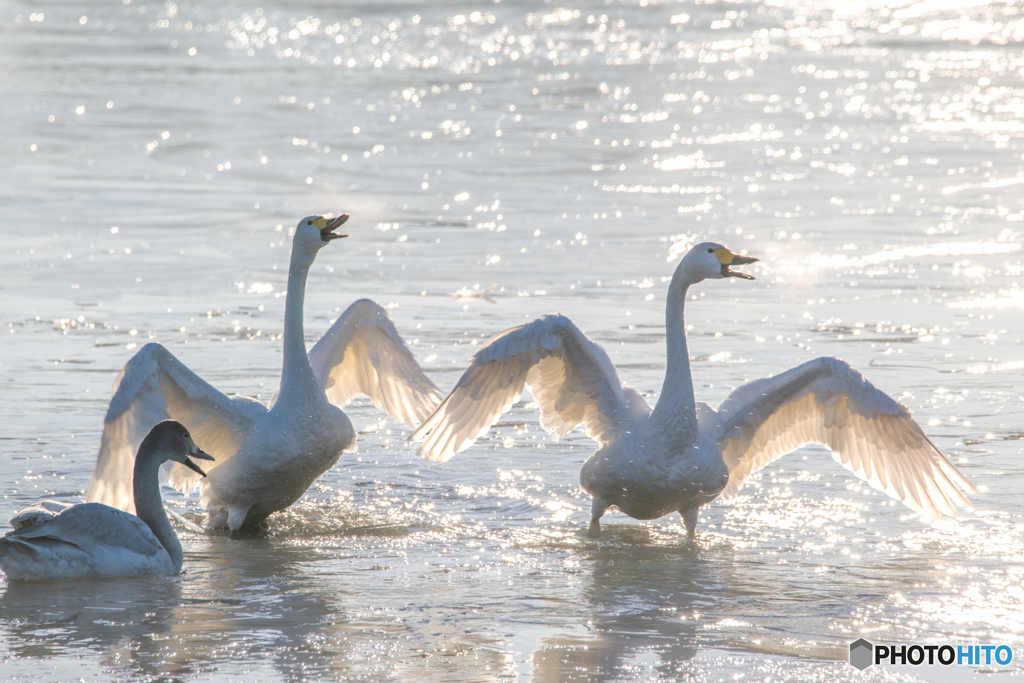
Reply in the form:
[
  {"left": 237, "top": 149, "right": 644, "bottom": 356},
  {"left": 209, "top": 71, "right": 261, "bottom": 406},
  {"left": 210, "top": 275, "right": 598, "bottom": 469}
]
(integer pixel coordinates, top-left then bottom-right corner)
[{"left": 4, "top": 0, "right": 1024, "bottom": 680}]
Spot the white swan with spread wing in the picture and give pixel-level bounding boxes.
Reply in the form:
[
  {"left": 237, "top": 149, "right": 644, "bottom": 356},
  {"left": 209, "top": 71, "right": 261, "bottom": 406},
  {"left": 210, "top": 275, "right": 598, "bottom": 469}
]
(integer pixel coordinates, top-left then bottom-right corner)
[
  {"left": 86, "top": 215, "right": 441, "bottom": 536},
  {"left": 1, "top": 421, "right": 213, "bottom": 579},
  {"left": 411, "top": 242, "right": 977, "bottom": 538}
]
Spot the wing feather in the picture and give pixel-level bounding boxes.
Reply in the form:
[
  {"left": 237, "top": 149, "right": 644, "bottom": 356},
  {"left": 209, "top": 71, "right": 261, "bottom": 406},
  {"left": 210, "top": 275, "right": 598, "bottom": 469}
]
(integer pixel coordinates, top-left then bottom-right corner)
[
  {"left": 307, "top": 299, "right": 441, "bottom": 427},
  {"left": 412, "top": 314, "right": 651, "bottom": 463},
  {"left": 86, "top": 343, "right": 264, "bottom": 513},
  {"left": 6, "top": 503, "right": 164, "bottom": 557},
  {"left": 7, "top": 500, "right": 75, "bottom": 530},
  {"left": 703, "top": 356, "right": 977, "bottom": 520}
]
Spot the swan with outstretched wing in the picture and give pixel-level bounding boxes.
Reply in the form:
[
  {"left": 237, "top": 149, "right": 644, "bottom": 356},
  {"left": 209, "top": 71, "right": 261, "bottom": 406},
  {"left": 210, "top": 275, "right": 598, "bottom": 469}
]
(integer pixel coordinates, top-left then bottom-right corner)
[
  {"left": 412, "top": 242, "right": 976, "bottom": 538},
  {"left": 86, "top": 215, "right": 441, "bottom": 536}
]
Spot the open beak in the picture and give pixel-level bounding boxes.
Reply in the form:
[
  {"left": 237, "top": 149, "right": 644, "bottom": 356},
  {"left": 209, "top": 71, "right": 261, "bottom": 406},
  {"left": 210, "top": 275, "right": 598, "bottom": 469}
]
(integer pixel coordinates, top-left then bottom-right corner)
[
  {"left": 713, "top": 248, "right": 758, "bottom": 280},
  {"left": 312, "top": 213, "right": 350, "bottom": 242},
  {"left": 183, "top": 443, "right": 215, "bottom": 478}
]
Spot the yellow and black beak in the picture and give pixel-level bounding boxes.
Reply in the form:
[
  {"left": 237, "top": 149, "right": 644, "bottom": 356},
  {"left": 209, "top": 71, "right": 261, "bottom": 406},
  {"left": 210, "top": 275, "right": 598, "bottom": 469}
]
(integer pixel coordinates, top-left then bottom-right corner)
[
  {"left": 311, "top": 214, "right": 350, "bottom": 242},
  {"left": 712, "top": 247, "right": 758, "bottom": 280},
  {"left": 183, "top": 435, "right": 215, "bottom": 478}
]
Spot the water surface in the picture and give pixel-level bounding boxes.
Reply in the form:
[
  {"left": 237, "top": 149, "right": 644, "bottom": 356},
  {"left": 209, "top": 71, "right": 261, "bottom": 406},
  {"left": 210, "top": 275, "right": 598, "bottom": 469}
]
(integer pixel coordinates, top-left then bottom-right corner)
[{"left": 2, "top": 0, "right": 1023, "bottom": 680}]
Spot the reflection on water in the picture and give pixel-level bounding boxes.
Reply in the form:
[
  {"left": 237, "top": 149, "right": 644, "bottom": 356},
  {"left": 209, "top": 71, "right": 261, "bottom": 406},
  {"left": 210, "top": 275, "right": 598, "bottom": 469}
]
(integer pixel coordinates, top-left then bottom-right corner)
[
  {"left": 0, "top": 529, "right": 958, "bottom": 681},
  {"left": 533, "top": 545, "right": 705, "bottom": 682},
  {"left": 0, "top": 539, "right": 344, "bottom": 681},
  {"left": 1, "top": 576, "right": 185, "bottom": 669},
  {"left": 3, "top": 0, "right": 1024, "bottom": 680}
]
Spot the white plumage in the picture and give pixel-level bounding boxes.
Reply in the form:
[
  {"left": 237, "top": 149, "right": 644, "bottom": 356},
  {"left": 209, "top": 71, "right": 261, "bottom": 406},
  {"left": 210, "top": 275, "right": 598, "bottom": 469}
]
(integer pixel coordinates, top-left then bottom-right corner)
[
  {"left": 414, "top": 313, "right": 649, "bottom": 460},
  {"left": 698, "top": 356, "right": 975, "bottom": 517},
  {"left": 1, "top": 421, "right": 213, "bottom": 580},
  {"left": 85, "top": 215, "right": 440, "bottom": 535},
  {"left": 412, "top": 242, "right": 977, "bottom": 537}
]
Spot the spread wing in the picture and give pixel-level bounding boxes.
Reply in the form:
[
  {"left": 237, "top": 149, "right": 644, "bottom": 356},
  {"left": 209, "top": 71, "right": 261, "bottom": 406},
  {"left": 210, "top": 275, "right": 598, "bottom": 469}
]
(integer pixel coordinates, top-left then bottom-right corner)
[
  {"left": 411, "top": 314, "right": 652, "bottom": 462},
  {"left": 307, "top": 299, "right": 441, "bottom": 428},
  {"left": 697, "top": 356, "right": 977, "bottom": 520},
  {"left": 85, "top": 343, "right": 266, "bottom": 513}
]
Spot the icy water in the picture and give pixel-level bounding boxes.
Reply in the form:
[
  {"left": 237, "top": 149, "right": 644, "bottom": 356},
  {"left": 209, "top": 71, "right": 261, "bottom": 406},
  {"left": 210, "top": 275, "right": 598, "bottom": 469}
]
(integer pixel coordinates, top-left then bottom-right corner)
[{"left": 2, "top": 0, "right": 1024, "bottom": 680}]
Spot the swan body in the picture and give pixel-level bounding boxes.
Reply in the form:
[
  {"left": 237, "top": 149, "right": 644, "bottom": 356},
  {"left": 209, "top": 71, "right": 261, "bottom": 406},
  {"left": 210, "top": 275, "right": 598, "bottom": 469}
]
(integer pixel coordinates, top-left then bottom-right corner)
[
  {"left": 412, "top": 242, "right": 977, "bottom": 538},
  {"left": 1, "top": 421, "right": 213, "bottom": 580},
  {"left": 86, "top": 215, "right": 441, "bottom": 535}
]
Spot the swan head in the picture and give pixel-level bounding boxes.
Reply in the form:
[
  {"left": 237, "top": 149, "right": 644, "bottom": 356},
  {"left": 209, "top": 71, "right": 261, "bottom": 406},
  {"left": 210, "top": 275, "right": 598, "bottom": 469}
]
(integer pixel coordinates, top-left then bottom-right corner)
[
  {"left": 681, "top": 242, "right": 758, "bottom": 282},
  {"left": 146, "top": 420, "right": 216, "bottom": 477},
  {"left": 291, "top": 214, "right": 349, "bottom": 264}
]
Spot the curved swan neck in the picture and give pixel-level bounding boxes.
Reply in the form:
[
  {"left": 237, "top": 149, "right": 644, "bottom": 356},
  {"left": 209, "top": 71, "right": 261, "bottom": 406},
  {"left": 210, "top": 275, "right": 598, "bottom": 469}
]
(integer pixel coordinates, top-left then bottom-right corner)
[
  {"left": 132, "top": 446, "right": 183, "bottom": 571},
  {"left": 649, "top": 260, "right": 699, "bottom": 444},
  {"left": 279, "top": 250, "right": 318, "bottom": 399}
]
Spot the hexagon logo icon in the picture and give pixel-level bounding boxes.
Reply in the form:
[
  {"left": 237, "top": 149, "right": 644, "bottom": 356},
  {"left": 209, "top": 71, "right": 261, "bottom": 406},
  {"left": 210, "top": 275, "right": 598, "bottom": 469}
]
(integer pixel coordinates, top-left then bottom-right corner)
[{"left": 849, "top": 638, "right": 873, "bottom": 670}]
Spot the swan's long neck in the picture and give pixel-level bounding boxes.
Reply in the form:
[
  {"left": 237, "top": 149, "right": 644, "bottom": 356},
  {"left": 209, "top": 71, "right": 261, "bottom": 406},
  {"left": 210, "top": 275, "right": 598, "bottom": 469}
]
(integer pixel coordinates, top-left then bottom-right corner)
[
  {"left": 133, "top": 449, "right": 182, "bottom": 571},
  {"left": 648, "top": 262, "right": 700, "bottom": 446},
  {"left": 278, "top": 250, "right": 319, "bottom": 401}
]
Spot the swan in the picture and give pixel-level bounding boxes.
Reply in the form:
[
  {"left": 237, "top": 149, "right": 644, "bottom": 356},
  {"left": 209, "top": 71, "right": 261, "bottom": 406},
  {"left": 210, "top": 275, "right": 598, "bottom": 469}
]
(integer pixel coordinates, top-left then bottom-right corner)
[
  {"left": 411, "top": 242, "right": 978, "bottom": 538},
  {"left": 85, "top": 214, "right": 441, "bottom": 536},
  {"left": 0, "top": 421, "right": 213, "bottom": 580}
]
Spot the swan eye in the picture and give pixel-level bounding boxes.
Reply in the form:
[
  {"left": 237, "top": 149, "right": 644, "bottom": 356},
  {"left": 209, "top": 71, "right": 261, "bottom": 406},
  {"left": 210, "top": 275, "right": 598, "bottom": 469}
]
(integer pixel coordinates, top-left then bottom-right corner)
[
  {"left": 707, "top": 248, "right": 714, "bottom": 253},
  {"left": 306, "top": 220, "right": 312, "bottom": 225}
]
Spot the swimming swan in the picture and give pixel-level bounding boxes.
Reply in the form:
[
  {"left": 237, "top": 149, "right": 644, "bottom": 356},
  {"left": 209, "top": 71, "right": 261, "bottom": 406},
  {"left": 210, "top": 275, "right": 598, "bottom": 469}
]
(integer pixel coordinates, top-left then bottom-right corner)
[
  {"left": 0, "top": 421, "right": 213, "bottom": 580},
  {"left": 411, "top": 242, "right": 977, "bottom": 538},
  {"left": 85, "top": 215, "right": 441, "bottom": 536}
]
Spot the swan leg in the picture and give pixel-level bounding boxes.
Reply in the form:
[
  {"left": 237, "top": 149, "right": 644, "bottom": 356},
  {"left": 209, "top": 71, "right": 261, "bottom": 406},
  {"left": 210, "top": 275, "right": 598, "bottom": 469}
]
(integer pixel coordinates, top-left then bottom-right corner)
[
  {"left": 226, "top": 506, "right": 273, "bottom": 540},
  {"left": 206, "top": 506, "right": 229, "bottom": 530},
  {"left": 587, "top": 498, "right": 611, "bottom": 539},
  {"left": 681, "top": 507, "right": 699, "bottom": 539},
  {"left": 226, "top": 505, "right": 252, "bottom": 534}
]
